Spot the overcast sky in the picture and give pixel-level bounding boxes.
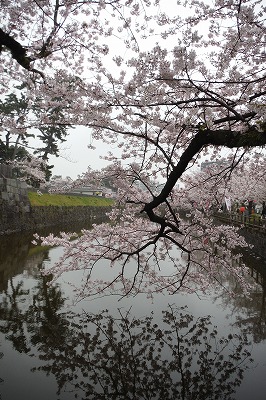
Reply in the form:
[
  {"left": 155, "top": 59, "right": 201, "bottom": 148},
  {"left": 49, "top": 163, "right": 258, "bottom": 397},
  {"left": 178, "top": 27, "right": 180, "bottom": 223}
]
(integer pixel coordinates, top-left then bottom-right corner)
[
  {"left": 33, "top": 127, "right": 113, "bottom": 179},
  {"left": 52, "top": 129, "right": 112, "bottom": 178}
]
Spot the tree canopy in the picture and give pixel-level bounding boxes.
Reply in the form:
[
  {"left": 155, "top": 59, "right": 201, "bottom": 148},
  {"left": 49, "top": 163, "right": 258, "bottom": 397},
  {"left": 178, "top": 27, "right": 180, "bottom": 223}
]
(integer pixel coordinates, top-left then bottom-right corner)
[{"left": 2, "top": 0, "right": 266, "bottom": 298}]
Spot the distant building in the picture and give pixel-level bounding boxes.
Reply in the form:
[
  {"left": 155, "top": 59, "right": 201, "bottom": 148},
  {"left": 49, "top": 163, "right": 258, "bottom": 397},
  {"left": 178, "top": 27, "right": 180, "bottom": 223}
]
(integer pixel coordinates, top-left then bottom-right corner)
[
  {"left": 69, "top": 186, "right": 117, "bottom": 198},
  {"left": 48, "top": 175, "right": 117, "bottom": 197},
  {"left": 70, "top": 186, "right": 104, "bottom": 196}
]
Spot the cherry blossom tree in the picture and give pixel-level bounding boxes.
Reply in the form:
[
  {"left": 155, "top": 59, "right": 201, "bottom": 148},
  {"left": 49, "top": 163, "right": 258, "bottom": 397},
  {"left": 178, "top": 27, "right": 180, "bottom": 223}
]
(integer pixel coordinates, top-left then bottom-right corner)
[
  {"left": 11, "top": 155, "right": 48, "bottom": 186},
  {"left": 2, "top": 0, "right": 266, "bottom": 298},
  {"left": 180, "top": 153, "right": 266, "bottom": 212}
]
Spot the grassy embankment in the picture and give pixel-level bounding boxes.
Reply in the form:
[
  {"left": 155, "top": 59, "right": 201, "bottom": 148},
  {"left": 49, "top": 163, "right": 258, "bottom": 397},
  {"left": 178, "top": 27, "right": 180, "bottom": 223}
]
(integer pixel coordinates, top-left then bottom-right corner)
[
  {"left": 27, "top": 192, "right": 114, "bottom": 256},
  {"left": 28, "top": 191, "right": 114, "bottom": 206}
]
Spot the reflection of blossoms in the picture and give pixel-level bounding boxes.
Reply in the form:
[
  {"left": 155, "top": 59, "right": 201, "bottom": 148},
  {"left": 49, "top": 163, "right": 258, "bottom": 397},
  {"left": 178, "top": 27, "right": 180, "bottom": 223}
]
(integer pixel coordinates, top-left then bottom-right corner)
[
  {"left": 0, "top": 248, "right": 255, "bottom": 399},
  {"left": 0, "top": 350, "right": 3, "bottom": 385},
  {"left": 31, "top": 306, "right": 252, "bottom": 400}
]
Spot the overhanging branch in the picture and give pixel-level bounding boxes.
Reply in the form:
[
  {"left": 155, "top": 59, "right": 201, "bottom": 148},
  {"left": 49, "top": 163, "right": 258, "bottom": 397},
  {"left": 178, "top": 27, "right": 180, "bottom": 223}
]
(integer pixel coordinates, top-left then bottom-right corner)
[
  {"left": 0, "top": 28, "right": 45, "bottom": 79},
  {"left": 144, "top": 127, "right": 266, "bottom": 212}
]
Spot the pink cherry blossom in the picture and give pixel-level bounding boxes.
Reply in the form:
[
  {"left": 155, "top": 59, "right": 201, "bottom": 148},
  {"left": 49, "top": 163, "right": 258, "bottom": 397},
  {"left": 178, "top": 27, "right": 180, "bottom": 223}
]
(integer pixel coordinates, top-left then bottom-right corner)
[{"left": 1, "top": 0, "right": 266, "bottom": 299}]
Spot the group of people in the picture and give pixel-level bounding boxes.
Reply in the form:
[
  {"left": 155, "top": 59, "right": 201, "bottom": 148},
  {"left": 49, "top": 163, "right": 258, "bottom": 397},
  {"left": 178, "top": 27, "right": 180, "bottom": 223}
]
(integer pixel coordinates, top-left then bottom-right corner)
[
  {"left": 219, "top": 199, "right": 266, "bottom": 218},
  {"left": 238, "top": 200, "right": 266, "bottom": 218}
]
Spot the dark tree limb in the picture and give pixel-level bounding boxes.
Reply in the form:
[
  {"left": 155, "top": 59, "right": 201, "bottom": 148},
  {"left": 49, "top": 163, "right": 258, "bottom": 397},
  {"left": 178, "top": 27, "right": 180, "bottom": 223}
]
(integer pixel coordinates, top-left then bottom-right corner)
[
  {"left": 213, "top": 111, "right": 257, "bottom": 125},
  {"left": 0, "top": 28, "right": 45, "bottom": 79},
  {"left": 143, "top": 126, "right": 266, "bottom": 213},
  {"left": 249, "top": 90, "right": 266, "bottom": 101},
  {"left": 0, "top": 28, "right": 33, "bottom": 69}
]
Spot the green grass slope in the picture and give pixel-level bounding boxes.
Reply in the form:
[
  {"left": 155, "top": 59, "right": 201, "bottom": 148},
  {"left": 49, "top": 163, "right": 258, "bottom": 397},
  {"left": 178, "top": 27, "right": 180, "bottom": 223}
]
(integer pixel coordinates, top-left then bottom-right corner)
[{"left": 28, "top": 191, "right": 114, "bottom": 207}]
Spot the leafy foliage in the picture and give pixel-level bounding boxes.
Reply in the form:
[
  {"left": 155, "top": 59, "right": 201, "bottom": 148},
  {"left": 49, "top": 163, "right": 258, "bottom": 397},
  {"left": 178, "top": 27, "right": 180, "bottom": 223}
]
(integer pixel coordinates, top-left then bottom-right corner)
[{"left": 0, "top": 89, "right": 70, "bottom": 181}]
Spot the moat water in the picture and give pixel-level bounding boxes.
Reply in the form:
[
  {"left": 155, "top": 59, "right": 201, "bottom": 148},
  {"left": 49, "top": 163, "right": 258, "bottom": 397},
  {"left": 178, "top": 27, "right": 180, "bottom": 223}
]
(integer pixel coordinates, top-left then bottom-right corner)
[{"left": 0, "top": 227, "right": 266, "bottom": 399}]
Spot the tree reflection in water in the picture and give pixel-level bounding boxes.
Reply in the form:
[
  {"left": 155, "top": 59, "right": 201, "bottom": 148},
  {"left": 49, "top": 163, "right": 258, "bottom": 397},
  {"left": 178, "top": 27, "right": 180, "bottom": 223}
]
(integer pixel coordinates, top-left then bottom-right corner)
[
  {"left": 0, "top": 269, "right": 252, "bottom": 400},
  {"left": 216, "top": 253, "right": 266, "bottom": 344}
]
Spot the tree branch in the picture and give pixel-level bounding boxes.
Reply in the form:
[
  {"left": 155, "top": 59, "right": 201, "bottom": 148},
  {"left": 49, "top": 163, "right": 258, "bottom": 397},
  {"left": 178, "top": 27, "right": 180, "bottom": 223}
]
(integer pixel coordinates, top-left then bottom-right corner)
[
  {"left": 0, "top": 28, "right": 33, "bottom": 69},
  {"left": 213, "top": 111, "right": 257, "bottom": 125},
  {"left": 0, "top": 28, "right": 45, "bottom": 79},
  {"left": 144, "top": 126, "right": 266, "bottom": 212}
]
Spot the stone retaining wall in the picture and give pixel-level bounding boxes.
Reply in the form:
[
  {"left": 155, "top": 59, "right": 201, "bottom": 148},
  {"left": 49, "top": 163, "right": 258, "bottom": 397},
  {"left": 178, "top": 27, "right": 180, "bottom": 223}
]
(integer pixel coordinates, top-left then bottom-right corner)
[
  {"left": 239, "top": 228, "right": 266, "bottom": 259},
  {"left": 0, "top": 163, "right": 13, "bottom": 178},
  {"left": 1, "top": 203, "right": 109, "bottom": 235},
  {"left": 0, "top": 177, "right": 110, "bottom": 235},
  {"left": 214, "top": 213, "right": 266, "bottom": 259},
  {"left": 0, "top": 177, "right": 31, "bottom": 234}
]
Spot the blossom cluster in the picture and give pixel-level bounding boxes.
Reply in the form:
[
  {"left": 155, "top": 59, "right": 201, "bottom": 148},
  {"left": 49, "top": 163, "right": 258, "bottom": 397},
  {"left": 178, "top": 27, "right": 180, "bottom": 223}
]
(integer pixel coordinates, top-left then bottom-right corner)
[{"left": 1, "top": 0, "right": 265, "bottom": 299}]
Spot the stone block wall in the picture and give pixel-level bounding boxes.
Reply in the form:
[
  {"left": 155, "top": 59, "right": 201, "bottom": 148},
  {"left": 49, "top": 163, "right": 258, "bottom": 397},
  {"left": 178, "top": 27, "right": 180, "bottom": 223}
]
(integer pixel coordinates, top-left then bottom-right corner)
[
  {"left": 0, "top": 163, "right": 13, "bottom": 178},
  {"left": 28, "top": 205, "right": 108, "bottom": 231},
  {"left": 0, "top": 178, "right": 31, "bottom": 234},
  {"left": 0, "top": 177, "right": 29, "bottom": 204},
  {"left": 0, "top": 178, "right": 110, "bottom": 235},
  {"left": 239, "top": 228, "right": 266, "bottom": 259},
  {"left": 214, "top": 214, "right": 266, "bottom": 259}
]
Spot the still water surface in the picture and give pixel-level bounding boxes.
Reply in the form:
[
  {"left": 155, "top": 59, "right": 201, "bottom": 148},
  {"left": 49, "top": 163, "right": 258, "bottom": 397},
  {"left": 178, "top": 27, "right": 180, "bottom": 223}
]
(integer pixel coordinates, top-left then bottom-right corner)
[{"left": 0, "top": 228, "right": 266, "bottom": 399}]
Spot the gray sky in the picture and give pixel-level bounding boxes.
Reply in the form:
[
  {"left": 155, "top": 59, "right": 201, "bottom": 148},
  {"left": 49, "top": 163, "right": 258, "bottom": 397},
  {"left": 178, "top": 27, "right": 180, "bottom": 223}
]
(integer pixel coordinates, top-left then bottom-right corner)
[
  {"left": 30, "top": 127, "right": 113, "bottom": 179},
  {"left": 50, "top": 128, "right": 113, "bottom": 178}
]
